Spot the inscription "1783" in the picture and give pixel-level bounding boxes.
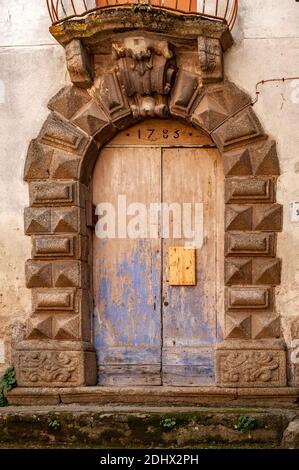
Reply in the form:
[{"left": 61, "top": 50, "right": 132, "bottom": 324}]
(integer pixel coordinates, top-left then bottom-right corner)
[{"left": 127, "top": 128, "right": 194, "bottom": 141}]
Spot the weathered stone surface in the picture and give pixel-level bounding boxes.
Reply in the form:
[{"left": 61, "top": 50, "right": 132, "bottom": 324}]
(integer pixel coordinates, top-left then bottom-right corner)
[
  {"left": 216, "top": 342, "right": 287, "bottom": 387},
  {"left": 27, "top": 315, "right": 53, "bottom": 340},
  {"left": 225, "top": 178, "right": 275, "bottom": 204},
  {"left": 225, "top": 233, "right": 276, "bottom": 257},
  {"left": 72, "top": 101, "right": 115, "bottom": 142},
  {"left": 225, "top": 204, "right": 282, "bottom": 232},
  {"left": 26, "top": 260, "right": 90, "bottom": 289},
  {"left": 50, "top": 150, "right": 82, "bottom": 180},
  {"left": 253, "top": 204, "right": 282, "bottom": 231},
  {"left": 226, "top": 287, "right": 273, "bottom": 312},
  {"left": 252, "top": 140, "right": 280, "bottom": 175},
  {"left": 32, "top": 288, "right": 76, "bottom": 313},
  {"left": 53, "top": 261, "right": 89, "bottom": 289},
  {"left": 25, "top": 260, "right": 53, "bottom": 288},
  {"left": 39, "top": 114, "right": 90, "bottom": 155},
  {"left": 51, "top": 207, "right": 86, "bottom": 234},
  {"left": 112, "top": 36, "right": 176, "bottom": 96},
  {"left": 251, "top": 314, "right": 281, "bottom": 339},
  {"left": 24, "top": 207, "right": 86, "bottom": 235},
  {"left": 24, "top": 207, "right": 51, "bottom": 235},
  {"left": 91, "top": 73, "right": 133, "bottom": 128},
  {"left": 53, "top": 315, "right": 81, "bottom": 341},
  {"left": 29, "top": 181, "right": 80, "bottom": 207},
  {"left": 192, "top": 82, "right": 250, "bottom": 132},
  {"left": 16, "top": 349, "right": 97, "bottom": 387},
  {"left": 252, "top": 258, "right": 281, "bottom": 285},
  {"left": 291, "top": 318, "right": 299, "bottom": 339},
  {"left": 31, "top": 235, "right": 88, "bottom": 260},
  {"left": 31, "top": 288, "right": 90, "bottom": 316},
  {"left": 225, "top": 205, "right": 253, "bottom": 231},
  {"left": 48, "top": 86, "right": 91, "bottom": 120},
  {"left": 0, "top": 405, "right": 289, "bottom": 449},
  {"left": 169, "top": 69, "right": 202, "bottom": 120},
  {"left": 65, "top": 39, "right": 93, "bottom": 88},
  {"left": 24, "top": 140, "right": 53, "bottom": 181},
  {"left": 198, "top": 37, "right": 223, "bottom": 84},
  {"left": 225, "top": 258, "right": 253, "bottom": 285},
  {"left": 223, "top": 140, "right": 280, "bottom": 177},
  {"left": 282, "top": 419, "right": 299, "bottom": 449},
  {"left": 225, "top": 313, "right": 251, "bottom": 339},
  {"left": 212, "top": 107, "right": 264, "bottom": 150},
  {"left": 50, "top": 8, "right": 233, "bottom": 51},
  {"left": 225, "top": 258, "right": 281, "bottom": 286}
]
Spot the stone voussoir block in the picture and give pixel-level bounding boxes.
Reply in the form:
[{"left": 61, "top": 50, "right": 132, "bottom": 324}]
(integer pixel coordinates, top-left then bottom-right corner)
[
  {"left": 72, "top": 100, "right": 115, "bottom": 143},
  {"left": 225, "top": 232, "right": 276, "bottom": 257},
  {"left": 225, "top": 258, "right": 281, "bottom": 286},
  {"left": 91, "top": 73, "right": 134, "bottom": 129},
  {"left": 251, "top": 314, "right": 281, "bottom": 340},
  {"left": 24, "top": 207, "right": 51, "bottom": 235},
  {"left": 225, "top": 177, "right": 275, "bottom": 204},
  {"left": 25, "top": 207, "right": 86, "bottom": 235},
  {"left": 223, "top": 139, "right": 280, "bottom": 177},
  {"left": 169, "top": 69, "right": 203, "bottom": 120},
  {"left": 29, "top": 181, "right": 88, "bottom": 208},
  {"left": 25, "top": 260, "right": 90, "bottom": 289},
  {"left": 48, "top": 85, "right": 91, "bottom": 120},
  {"left": 24, "top": 140, "right": 53, "bottom": 181},
  {"left": 225, "top": 313, "right": 252, "bottom": 340},
  {"left": 212, "top": 107, "right": 265, "bottom": 150},
  {"left": 25, "top": 260, "right": 53, "bottom": 288},
  {"left": 27, "top": 312, "right": 91, "bottom": 342},
  {"left": 225, "top": 204, "right": 282, "bottom": 231},
  {"left": 225, "top": 286, "right": 273, "bottom": 312},
  {"left": 191, "top": 81, "right": 251, "bottom": 133},
  {"left": 39, "top": 113, "right": 91, "bottom": 156},
  {"left": 31, "top": 234, "right": 89, "bottom": 261}
]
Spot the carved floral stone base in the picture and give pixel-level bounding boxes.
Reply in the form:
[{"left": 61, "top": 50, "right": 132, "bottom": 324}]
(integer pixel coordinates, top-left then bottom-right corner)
[
  {"left": 216, "top": 340, "right": 287, "bottom": 387},
  {"left": 16, "top": 341, "right": 97, "bottom": 387}
]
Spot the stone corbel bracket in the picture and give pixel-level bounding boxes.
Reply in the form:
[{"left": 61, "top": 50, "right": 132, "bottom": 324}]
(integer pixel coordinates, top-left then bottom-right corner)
[
  {"left": 65, "top": 39, "right": 94, "bottom": 88},
  {"left": 198, "top": 36, "right": 223, "bottom": 84}
]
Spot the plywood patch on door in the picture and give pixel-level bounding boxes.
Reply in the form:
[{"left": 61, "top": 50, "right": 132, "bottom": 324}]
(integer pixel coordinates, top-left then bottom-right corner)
[{"left": 169, "top": 247, "right": 196, "bottom": 286}]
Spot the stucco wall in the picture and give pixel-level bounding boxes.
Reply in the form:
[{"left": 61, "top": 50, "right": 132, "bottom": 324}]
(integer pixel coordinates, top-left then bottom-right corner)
[{"left": 0, "top": 0, "right": 299, "bottom": 376}]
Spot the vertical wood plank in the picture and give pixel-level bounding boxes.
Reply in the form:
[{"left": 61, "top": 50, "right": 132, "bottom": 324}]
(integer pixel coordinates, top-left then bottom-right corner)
[
  {"left": 162, "top": 147, "right": 224, "bottom": 385},
  {"left": 93, "top": 147, "right": 162, "bottom": 385}
]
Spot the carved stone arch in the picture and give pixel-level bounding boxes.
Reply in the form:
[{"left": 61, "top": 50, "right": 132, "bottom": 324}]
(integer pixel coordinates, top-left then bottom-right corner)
[{"left": 18, "top": 20, "right": 286, "bottom": 390}]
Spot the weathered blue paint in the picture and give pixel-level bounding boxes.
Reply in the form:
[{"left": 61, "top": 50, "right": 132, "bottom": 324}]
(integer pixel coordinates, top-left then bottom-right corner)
[{"left": 94, "top": 239, "right": 161, "bottom": 384}]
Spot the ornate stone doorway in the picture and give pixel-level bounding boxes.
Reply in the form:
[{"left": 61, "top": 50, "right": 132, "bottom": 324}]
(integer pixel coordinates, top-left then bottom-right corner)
[
  {"left": 16, "top": 10, "right": 287, "bottom": 393},
  {"left": 92, "top": 120, "right": 224, "bottom": 386}
]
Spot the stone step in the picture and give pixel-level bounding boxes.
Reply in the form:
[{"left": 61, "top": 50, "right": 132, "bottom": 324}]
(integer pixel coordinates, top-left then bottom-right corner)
[{"left": 0, "top": 405, "right": 297, "bottom": 449}]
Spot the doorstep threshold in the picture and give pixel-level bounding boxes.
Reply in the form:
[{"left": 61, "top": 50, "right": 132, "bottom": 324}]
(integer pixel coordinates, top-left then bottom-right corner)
[{"left": 7, "top": 386, "right": 299, "bottom": 408}]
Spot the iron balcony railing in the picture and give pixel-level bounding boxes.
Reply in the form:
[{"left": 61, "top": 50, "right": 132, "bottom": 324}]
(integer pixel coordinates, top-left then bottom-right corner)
[{"left": 46, "top": 0, "right": 238, "bottom": 30}]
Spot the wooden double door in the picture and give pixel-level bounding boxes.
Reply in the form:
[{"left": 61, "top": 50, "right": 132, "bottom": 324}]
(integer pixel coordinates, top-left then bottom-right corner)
[{"left": 92, "top": 121, "right": 224, "bottom": 386}]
